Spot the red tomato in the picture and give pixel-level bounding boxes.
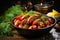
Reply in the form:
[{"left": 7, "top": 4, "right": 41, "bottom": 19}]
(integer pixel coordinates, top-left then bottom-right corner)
[
  {"left": 18, "top": 24, "right": 23, "bottom": 28},
  {"left": 21, "top": 19, "right": 27, "bottom": 25},
  {"left": 30, "top": 18, "right": 35, "bottom": 24},
  {"left": 26, "top": 16, "right": 33, "bottom": 24},
  {"left": 38, "top": 26, "right": 41, "bottom": 29},
  {"left": 16, "top": 14, "right": 24, "bottom": 20},
  {"left": 14, "top": 20, "right": 21, "bottom": 26},
  {"left": 39, "top": 22, "right": 45, "bottom": 28},
  {"left": 29, "top": 25, "right": 37, "bottom": 29},
  {"left": 32, "top": 19, "right": 39, "bottom": 25},
  {"left": 45, "top": 20, "right": 51, "bottom": 25},
  {"left": 20, "top": 16, "right": 25, "bottom": 20},
  {"left": 29, "top": 26, "right": 33, "bottom": 29},
  {"left": 46, "top": 24, "right": 50, "bottom": 27},
  {"left": 32, "top": 25, "right": 37, "bottom": 29},
  {"left": 20, "top": 14, "right": 29, "bottom": 21},
  {"left": 32, "top": 21, "right": 37, "bottom": 25},
  {"left": 48, "top": 18, "right": 53, "bottom": 24}
]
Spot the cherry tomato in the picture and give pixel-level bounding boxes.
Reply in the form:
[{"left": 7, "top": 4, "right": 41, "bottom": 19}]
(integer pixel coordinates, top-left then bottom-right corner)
[
  {"left": 48, "top": 18, "right": 53, "bottom": 24},
  {"left": 46, "top": 24, "right": 50, "bottom": 27},
  {"left": 32, "top": 19, "right": 39, "bottom": 25},
  {"left": 29, "top": 26, "right": 33, "bottom": 29},
  {"left": 20, "top": 15, "right": 25, "bottom": 20},
  {"left": 32, "top": 25, "right": 37, "bottom": 29},
  {"left": 45, "top": 20, "right": 51, "bottom": 25},
  {"left": 21, "top": 19, "right": 27, "bottom": 25},
  {"left": 39, "top": 22, "right": 45, "bottom": 28},
  {"left": 32, "top": 21, "right": 37, "bottom": 25},
  {"left": 29, "top": 25, "right": 37, "bottom": 29},
  {"left": 18, "top": 24, "right": 23, "bottom": 28},
  {"left": 26, "top": 16, "right": 33, "bottom": 24},
  {"left": 30, "top": 18, "right": 34, "bottom": 24},
  {"left": 14, "top": 20, "right": 20, "bottom": 26},
  {"left": 16, "top": 14, "right": 24, "bottom": 20},
  {"left": 20, "top": 14, "right": 29, "bottom": 21},
  {"left": 38, "top": 26, "right": 42, "bottom": 29}
]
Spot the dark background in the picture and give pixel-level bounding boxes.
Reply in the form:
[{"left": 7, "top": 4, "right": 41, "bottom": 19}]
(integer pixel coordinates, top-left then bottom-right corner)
[{"left": 0, "top": 0, "right": 60, "bottom": 14}]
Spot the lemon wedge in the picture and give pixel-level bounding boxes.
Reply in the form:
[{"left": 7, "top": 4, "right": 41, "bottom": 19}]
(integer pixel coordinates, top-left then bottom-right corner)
[{"left": 47, "top": 9, "right": 60, "bottom": 18}]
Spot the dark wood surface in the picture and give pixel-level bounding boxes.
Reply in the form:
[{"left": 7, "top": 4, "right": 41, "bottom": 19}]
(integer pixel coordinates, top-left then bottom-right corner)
[{"left": 0, "top": 34, "right": 54, "bottom": 40}]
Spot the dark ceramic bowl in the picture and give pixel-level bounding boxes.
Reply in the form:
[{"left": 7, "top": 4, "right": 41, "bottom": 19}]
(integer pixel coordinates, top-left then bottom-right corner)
[
  {"left": 11, "top": 16, "right": 56, "bottom": 37},
  {"left": 33, "top": 4, "right": 53, "bottom": 14}
]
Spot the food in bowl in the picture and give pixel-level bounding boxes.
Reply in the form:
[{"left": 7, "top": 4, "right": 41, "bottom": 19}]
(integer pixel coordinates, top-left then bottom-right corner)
[{"left": 12, "top": 11, "right": 54, "bottom": 29}]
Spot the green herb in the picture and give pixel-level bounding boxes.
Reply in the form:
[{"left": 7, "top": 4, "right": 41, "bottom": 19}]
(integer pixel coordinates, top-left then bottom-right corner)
[{"left": 0, "top": 5, "right": 24, "bottom": 37}]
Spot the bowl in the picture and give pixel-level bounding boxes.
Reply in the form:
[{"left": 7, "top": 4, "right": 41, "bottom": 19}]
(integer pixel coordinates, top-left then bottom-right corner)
[
  {"left": 33, "top": 3, "right": 54, "bottom": 14},
  {"left": 11, "top": 16, "right": 56, "bottom": 37}
]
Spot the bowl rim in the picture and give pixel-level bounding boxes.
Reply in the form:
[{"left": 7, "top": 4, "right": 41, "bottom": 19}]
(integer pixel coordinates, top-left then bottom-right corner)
[{"left": 11, "top": 16, "right": 57, "bottom": 30}]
